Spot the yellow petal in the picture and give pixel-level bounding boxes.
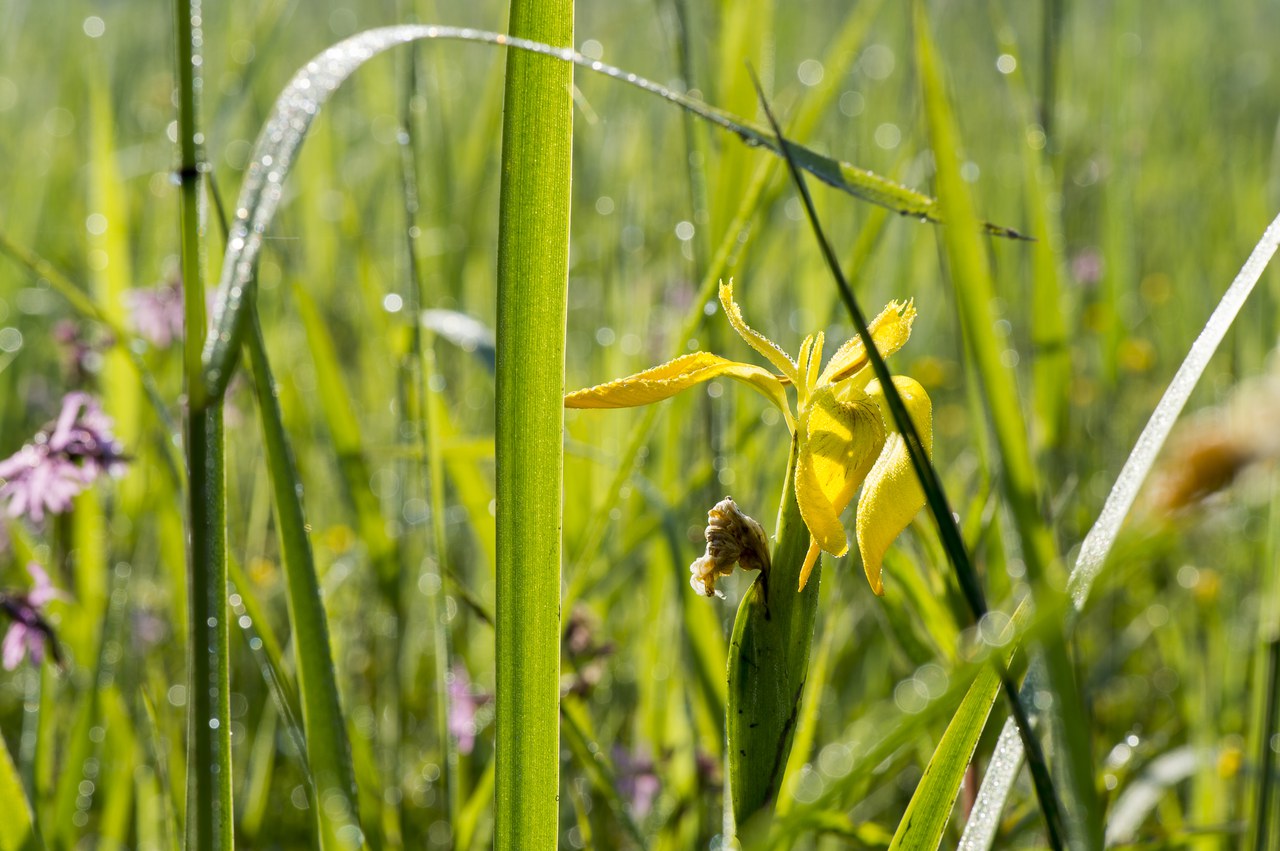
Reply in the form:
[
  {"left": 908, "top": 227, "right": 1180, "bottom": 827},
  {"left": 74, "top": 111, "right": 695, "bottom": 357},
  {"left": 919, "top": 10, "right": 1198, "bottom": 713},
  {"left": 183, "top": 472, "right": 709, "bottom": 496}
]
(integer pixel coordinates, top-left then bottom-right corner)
[
  {"left": 794, "top": 385, "right": 886, "bottom": 562},
  {"left": 565, "top": 351, "right": 791, "bottom": 421},
  {"left": 817, "top": 300, "right": 917, "bottom": 388},
  {"left": 856, "top": 376, "right": 933, "bottom": 595},
  {"left": 719, "top": 279, "right": 798, "bottom": 384}
]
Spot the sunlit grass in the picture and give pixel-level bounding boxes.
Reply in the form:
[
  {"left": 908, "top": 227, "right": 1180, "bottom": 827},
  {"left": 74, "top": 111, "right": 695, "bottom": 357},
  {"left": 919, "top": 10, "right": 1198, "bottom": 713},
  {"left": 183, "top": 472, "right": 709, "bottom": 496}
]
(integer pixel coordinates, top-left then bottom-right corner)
[{"left": 0, "top": 0, "right": 1278, "bottom": 847}]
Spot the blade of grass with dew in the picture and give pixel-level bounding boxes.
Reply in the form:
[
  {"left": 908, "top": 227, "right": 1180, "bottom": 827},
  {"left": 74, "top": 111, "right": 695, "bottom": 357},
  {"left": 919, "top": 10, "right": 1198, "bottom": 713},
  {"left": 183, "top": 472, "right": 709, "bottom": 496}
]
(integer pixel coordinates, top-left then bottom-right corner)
[
  {"left": 244, "top": 307, "right": 363, "bottom": 850},
  {"left": 494, "top": 0, "right": 573, "bottom": 845},
  {"left": 750, "top": 56, "right": 1070, "bottom": 851},
  {"left": 912, "top": 5, "right": 1098, "bottom": 845},
  {"left": 173, "top": 0, "right": 232, "bottom": 846},
  {"left": 199, "top": 25, "right": 1027, "bottom": 402},
  {"left": 958, "top": 211, "right": 1280, "bottom": 849}
]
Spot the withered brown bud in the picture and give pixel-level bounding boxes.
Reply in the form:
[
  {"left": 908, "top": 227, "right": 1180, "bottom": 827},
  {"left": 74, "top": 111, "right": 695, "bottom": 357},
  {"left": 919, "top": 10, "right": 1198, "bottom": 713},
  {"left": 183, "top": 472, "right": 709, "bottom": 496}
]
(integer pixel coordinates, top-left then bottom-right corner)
[{"left": 689, "top": 497, "right": 771, "bottom": 598}]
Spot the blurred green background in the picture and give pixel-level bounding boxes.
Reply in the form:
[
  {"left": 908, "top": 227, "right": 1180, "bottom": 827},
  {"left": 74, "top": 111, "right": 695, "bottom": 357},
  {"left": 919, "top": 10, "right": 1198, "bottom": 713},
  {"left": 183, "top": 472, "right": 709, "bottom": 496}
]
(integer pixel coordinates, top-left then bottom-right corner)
[{"left": 1, "top": 0, "right": 1279, "bottom": 846}]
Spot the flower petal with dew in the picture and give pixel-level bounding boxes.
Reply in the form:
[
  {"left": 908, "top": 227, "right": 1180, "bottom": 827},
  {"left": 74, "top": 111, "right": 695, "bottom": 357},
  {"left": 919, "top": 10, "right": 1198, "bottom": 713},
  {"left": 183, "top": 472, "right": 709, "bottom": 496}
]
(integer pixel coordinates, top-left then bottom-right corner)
[{"left": 856, "top": 377, "right": 933, "bottom": 595}]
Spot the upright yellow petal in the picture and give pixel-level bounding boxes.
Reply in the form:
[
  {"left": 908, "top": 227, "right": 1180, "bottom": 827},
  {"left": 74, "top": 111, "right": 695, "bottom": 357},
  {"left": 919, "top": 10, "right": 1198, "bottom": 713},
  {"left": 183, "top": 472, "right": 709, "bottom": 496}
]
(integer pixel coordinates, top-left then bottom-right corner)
[
  {"left": 856, "top": 376, "right": 933, "bottom": 595},
  {"left": 793, "top": 385, "right": 886, "bottom": 579},
  {"left": 565, "top": 351, "right": 791, "bottom": 425},
  {"left": 719, "top": 279, "right": 798, "bottom": 384},
  {"left": 817, "top": 300, "right": 917, "bottom": 388}
]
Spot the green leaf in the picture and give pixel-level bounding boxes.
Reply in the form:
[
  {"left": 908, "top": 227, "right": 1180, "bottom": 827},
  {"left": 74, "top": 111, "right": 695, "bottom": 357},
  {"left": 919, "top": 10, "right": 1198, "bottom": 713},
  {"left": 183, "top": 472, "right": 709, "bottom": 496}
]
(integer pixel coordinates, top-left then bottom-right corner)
[
  {"left": 888, "top": 653, "right": 1009, "bottom": 851},
  {"left": 0, "top": 727, "right": 39, "bottom": 851},
  {"left": 244, "top": 308, "right": 364, "bottom": 850}
]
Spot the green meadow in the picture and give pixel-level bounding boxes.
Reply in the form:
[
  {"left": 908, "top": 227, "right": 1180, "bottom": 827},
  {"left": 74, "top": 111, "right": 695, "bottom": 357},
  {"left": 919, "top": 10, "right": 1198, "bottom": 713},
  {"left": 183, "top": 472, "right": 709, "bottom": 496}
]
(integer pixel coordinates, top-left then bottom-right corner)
[{"left": 1, "top": 0, "right": 1279, "bottom": 848}]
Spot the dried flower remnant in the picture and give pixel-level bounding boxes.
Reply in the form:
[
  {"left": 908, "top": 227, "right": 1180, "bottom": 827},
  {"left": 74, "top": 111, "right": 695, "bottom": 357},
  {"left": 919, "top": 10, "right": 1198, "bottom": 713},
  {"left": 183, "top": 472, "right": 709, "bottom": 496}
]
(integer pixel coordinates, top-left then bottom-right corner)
[
  {"left": 0, "top": 392, "right": 126, "bottom": 523},
  {"left": 689, "top": 497, "right": 771, "bottom": 598},
  {"left": 1145, "top": 368, "right": 1280, "bottom": 515},
  {"left": 1, "top": 563, "right": 66, "bottom": 670}
]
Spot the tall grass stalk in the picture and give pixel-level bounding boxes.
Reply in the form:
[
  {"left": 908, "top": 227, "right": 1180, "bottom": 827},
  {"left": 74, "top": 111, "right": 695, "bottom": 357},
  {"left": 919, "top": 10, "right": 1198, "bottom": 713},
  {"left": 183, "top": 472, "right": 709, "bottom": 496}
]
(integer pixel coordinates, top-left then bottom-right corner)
[
  {"left": 493, "top": 1, "right": 573, "bottom": 847},
  {"left": 173, "top": 0, "right": 232, "bottom": 847},
  {"left": 243, "top": 308, "right": 363, "bottom": 848}
]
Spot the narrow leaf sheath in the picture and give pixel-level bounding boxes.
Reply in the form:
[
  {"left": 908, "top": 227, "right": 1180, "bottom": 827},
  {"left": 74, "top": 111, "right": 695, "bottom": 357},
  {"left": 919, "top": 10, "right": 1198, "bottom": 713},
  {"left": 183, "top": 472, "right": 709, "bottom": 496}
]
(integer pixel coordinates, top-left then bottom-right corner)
[{"left": 728, "top": 436, "right": 822, "bottom": 826}]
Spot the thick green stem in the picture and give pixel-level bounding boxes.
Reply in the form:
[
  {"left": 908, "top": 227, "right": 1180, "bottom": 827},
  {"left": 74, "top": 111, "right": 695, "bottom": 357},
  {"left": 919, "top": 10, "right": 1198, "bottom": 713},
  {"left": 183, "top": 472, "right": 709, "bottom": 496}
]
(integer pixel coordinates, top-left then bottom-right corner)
[
  {"left": 175, "top": 0, "right": 232, "bottom": 847},
  {"left": 185, "top": 407, "right": 232, "bottom": 851},
  {"left": 493, "top": 0, "right": 574, "bottom": 848},
  {"left": 727, "top": 437, "right": 821, "bottom": 828}
]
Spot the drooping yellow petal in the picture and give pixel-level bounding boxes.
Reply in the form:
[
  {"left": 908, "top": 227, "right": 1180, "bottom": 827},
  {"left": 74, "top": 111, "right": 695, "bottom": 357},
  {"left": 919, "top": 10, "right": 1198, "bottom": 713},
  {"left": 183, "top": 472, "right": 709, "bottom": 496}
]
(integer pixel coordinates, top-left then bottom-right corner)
[
  {"left": 793, "top": 384, "right": 886, "bottom": 584},
  {"left": 817, "top": 300, "right": 917, "bottom": 388},
  {"left": 719, "top": 279, "right": 798, "bottom": 384},
  {"left": 565, "top": 351, "right": 791, "bottom": 424},
  {"left": 856, "top": 376, "right": 933, "bottom": 595}
]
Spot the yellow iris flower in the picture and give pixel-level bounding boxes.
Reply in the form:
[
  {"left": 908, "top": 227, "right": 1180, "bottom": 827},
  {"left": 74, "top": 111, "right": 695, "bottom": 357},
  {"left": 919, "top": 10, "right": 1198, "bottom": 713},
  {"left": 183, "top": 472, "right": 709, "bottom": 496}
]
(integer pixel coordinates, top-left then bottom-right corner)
[{"left": 565, "top": 279, "right": 933, "bottom": 596}]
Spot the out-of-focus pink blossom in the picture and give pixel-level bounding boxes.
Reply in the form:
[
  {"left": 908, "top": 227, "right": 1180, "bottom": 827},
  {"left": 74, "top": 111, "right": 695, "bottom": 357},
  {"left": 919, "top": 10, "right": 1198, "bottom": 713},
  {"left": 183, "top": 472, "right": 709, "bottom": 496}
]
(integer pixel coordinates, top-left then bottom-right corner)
[
  {"left": 613, "top": 745, "right": 661, "bottom": 820},
  {"left": 0, "top": 393, "right": 126, "bottom": 523},
  {"left": 448, "top": 663, "right": 491, "bottom": 755},
  {"left": 126, "top": 281, "right": 184, "bottom": 348},
  {"left": 1, "top": 562, "right": 66, "bottom": 670},
  {"left": 1070, "top": 249, "right": 1104, "bottom": 286}
]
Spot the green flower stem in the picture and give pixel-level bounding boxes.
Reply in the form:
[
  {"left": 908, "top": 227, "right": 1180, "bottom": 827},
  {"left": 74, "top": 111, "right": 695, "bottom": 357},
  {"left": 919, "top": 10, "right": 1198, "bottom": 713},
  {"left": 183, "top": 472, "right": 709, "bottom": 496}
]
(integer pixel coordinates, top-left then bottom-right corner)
[
  {"left": 174, "top": 0, "right": 233, "bottom": 848},
  {"left": 494, "top": 0, "right": 573, "bottom": 848},
  {"left": 727, "top": 436, "right": 820, "bottom": 828}
]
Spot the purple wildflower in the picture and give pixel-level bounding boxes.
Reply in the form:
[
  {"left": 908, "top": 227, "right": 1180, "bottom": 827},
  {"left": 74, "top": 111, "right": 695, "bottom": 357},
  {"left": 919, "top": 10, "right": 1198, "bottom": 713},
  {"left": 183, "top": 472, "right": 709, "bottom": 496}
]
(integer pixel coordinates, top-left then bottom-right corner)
[
  {"left": 613, "top": 745, "right": 661, "bottom": 820},
  {"left": 1, "top": 562, "right": 66, "bottom": 670},
  {"left": 0, "top": 392, "right": 126, "bottom": 523},
  {"left": 448, "top": 664, "right": 491, "bottom": 755},
  {"left": 126, "top": 280, "right": 184, "bottom": 348}
]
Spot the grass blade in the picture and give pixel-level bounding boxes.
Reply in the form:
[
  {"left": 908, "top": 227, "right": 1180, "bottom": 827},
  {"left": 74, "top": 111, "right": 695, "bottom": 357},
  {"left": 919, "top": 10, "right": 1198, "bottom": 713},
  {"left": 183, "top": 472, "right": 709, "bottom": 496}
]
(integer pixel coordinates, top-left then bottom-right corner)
[
  {"left": 957, "top": 171, "right": 1280, "bottom": 851},
  {"left": 200, "top": 25, "right": 1026, "bottom": 403},
  {"left": 243, "top": 307, "right": 363, "bottom": 849},
  {"left": 493, "top": 1, "right": 573, "bottom": 847},
  {"left": 0, "top": 725, "right": 39, "bottom": 851},
  {"left": 911, "top": 5, "right": 1097, "bottom": 845},
  {"left": 888, "top": 652, "right": 1009, "bottom": 851}
]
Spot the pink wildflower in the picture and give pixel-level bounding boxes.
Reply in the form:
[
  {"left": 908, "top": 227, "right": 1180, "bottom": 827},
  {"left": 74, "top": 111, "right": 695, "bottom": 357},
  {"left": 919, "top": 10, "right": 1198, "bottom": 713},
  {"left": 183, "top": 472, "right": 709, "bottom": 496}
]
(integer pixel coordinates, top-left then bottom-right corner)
[
  {"left": 0, "top": 393, "right": 126, "bottom": 523},
  {"left": 1, "top": 562, "right": 66, "bottom": 670}
]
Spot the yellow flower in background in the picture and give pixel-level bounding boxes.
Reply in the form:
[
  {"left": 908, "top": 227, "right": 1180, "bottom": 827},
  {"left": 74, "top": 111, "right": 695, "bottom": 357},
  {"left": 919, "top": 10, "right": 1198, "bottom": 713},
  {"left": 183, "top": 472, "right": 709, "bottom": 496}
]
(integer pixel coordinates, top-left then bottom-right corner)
[{"left": 565, "top": 279, "right": 933, "bottom": 596}]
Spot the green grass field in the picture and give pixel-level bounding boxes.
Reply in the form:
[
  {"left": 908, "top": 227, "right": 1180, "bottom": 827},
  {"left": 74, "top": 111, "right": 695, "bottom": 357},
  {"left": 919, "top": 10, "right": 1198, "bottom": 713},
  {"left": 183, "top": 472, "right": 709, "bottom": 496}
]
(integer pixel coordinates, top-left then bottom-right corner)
[{"left": 1, "top": 0, "right": 1279, "bottom": 847}]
